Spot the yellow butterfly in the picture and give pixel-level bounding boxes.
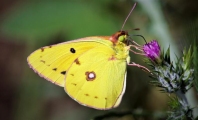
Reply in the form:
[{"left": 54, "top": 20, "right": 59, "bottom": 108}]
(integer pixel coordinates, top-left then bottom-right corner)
[
  {"left": 27, "top": 3, "right": 146, "bottom": 110},
  {"left": 28, "top": 31, "right": 130, "bottom": 110}
]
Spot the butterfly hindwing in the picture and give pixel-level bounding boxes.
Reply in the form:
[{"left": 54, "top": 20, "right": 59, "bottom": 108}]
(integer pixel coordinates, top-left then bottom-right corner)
[
  {"left": 65, "top": 45, "right": 127, "bottom": 109},
  {"left": 27, "top": 37, "right": 112, "bottom": 87}
]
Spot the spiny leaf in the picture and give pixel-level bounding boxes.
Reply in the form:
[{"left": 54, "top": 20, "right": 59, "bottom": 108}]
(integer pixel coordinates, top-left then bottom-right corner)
[{"left": 164, "top": 47, "right": 171, "bottom": 64}]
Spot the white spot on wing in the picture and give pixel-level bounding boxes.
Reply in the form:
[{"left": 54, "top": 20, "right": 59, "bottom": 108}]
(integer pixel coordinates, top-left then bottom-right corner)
[{"left": 89, "top": 73, "right": 95, "bottom": 79}]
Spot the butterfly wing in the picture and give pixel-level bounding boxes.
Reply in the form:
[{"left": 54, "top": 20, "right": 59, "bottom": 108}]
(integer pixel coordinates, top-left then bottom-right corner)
[
  {"left": 65, "top": 45, "right": 127, "bottom": 110},
  {"left": 27, "top": 37, "right": 111, "bottom": 87}
]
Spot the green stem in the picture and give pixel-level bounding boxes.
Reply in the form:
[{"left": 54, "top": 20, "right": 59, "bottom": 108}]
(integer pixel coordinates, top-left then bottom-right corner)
[{"left": 175, "top": 90, "right": 193, "bottom": 120}]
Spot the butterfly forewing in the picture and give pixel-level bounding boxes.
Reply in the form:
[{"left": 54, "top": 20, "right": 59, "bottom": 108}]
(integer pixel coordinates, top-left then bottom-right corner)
[{"left": 27, "top": 37, "right": 111, "bottom": 87}]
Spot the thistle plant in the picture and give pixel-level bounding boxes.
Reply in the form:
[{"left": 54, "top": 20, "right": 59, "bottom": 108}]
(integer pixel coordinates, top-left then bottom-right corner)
[{"left": 141, "top": 40, "right": 195, "bottom": 120}]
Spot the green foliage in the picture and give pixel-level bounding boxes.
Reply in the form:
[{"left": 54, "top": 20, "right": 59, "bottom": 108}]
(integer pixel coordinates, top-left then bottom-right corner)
[
  {"left": 193, "top": 43, "right": 198, "bottom": 92},
  {"left": 168, "top": 97, "right": 181, "bottom": 111},
  {"left": 164, "top": 46, "right": 171, "bottom": 64},
  {"left": 182, "top": 46, "right": 193, "bottom": 70},
  {"left": 168, "top": 94, "right": 192, "bottom": 119},
  {"left": 0, "top": 1, "right": 119, "bottom": 45},
  {"left": 183, "top": 22, "right": 198, "bottom": 93}
]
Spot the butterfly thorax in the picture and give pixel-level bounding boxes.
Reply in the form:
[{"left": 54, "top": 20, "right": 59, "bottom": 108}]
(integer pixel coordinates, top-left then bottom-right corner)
[{"left": 109, "top": 31, "right": 130, "bottom": 62}]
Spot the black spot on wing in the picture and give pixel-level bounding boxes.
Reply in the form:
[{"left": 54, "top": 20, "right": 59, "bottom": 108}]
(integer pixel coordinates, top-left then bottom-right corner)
[
  {"left": 60, "top": 71, "right": 66, "bottom": 75},
  {"left": 53, "top": 68, "right": 57, "bottom": 71},
  {"left": 70, "top": 48, "right": 76, "bottom": 53}
]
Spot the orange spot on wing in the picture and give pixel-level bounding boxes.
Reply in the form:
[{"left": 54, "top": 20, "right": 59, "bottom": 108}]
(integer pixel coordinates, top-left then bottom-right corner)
[
  {"left": 71, "top": 83, "right": 77, "bottom": 86},
  {"left": 109, "top": 55, "right": 117, "bottom": 61},
  {"left": 87, "top": 36, "right": 110, "bottom": 40},
  {"left": 41, "top": 47, "right": 44, "bottom": 52},
  {"left": 98, "top": 36, "right": 110, "bottom": 40},
  {"left": 94, "top": 96, "right": 98, "bottom": 99},
  {"left": 74, "top": 58, "right": 80, "bottom": 65},
  {"left": 40, "top": 60, "right": 45, "bottom": 63}
]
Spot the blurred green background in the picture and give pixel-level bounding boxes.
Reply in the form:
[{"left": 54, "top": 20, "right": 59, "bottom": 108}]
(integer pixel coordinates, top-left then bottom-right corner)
[{"left": 0, "top": 0, "right": 198, "bottom": 120}]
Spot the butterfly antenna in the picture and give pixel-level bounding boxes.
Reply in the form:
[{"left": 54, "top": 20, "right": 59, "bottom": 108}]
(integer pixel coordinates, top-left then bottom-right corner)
[
  {"left": 133, "top": 34, "right": 147, "bottom": 44},
  {"left": 121, "top": 3, "right": 137, "bottom": 31}
]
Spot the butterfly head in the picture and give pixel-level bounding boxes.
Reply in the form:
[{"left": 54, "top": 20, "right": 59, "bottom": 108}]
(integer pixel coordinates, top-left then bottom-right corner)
[{"left": 110, "top": 31, "right": 129, "bottom": 44}]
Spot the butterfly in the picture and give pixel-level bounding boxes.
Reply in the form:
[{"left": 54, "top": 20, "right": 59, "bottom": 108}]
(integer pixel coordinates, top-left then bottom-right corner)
[{"left": 27, "top": 3, "right": 147, "bottom": 110}]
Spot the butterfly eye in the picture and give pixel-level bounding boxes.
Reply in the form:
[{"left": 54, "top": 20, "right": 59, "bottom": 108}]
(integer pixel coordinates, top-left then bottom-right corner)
[
  {"left": 70, "top": 48, "right": 76, "bottom": 53},
  {"left": 118, "top": 31, "right": 128, "bottom": 42},
  {"left": 118, "top": 35, "right": 127, "bottom": 42}
]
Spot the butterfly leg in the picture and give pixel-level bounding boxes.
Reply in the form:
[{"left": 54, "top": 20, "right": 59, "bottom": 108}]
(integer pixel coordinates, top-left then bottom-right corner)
[
  {"left": 128, "top": 42, "right": 145, "bottom": 56},
  {"left": 129, "top": 49, "right": 145, "bottom": 55},
  {"left": 127, "top": 41, "right": 150, "bottom": 73},
  {"left": 128, "top": 62, "right": 150, "bottom": 73}
]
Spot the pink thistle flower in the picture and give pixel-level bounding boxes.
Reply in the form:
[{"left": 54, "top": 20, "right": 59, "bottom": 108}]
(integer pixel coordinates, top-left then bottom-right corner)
[{"left": 143, "top": 40, "right": 161, "bottom": 61}]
